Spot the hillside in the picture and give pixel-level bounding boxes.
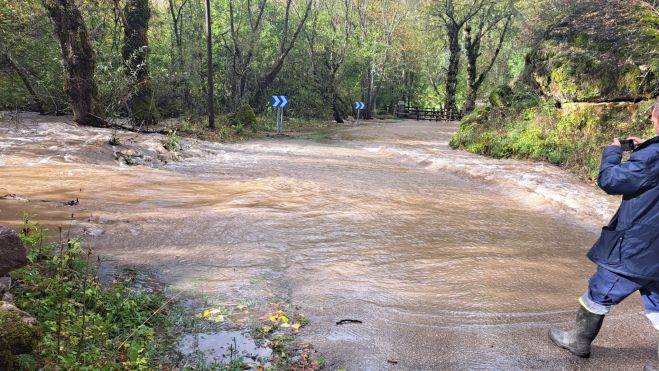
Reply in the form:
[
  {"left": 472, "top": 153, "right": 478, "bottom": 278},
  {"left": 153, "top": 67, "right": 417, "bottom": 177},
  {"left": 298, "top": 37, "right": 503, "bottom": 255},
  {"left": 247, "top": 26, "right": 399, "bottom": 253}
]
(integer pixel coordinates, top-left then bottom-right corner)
[{"left": 450, "top": 0, "right": 659, "bottom": 180}]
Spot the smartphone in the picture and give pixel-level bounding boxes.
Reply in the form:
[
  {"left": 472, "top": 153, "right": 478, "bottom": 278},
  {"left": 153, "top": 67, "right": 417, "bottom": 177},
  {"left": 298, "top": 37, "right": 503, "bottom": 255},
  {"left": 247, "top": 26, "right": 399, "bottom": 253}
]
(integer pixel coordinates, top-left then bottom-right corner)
[{"left": 620, "top": 139, "right": 635, "bottom": 152}]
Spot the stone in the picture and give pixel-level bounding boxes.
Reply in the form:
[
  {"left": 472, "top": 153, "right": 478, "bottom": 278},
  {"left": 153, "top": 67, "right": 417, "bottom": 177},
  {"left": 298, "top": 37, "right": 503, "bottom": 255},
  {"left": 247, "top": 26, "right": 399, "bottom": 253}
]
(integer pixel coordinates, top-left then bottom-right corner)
[
  {"left": 0, "top": 276, "right": 10, "bottom": 292},
  {"left": 2, "top": 293, "right": 13, "bottom": 303},
  {"left": 0, "top": 227, "right": 27, "bottom": 276},
  {"left": 0, "top": 301, "right": 41, "bottom": 369},
  {"left": 527, "top": 0, "right": 658, "bottom": 103}
]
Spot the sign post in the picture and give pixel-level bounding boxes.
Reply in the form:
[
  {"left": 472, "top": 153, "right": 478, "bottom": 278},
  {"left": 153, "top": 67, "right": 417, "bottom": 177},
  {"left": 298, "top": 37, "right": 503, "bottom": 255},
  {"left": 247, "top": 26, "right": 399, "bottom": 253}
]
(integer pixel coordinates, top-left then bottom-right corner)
[
  {"left": 354, "top": 101, "right": 365, "bottom": 125},
  {"left": 271, "top": 96, "right": 289, "bottom": 134}
]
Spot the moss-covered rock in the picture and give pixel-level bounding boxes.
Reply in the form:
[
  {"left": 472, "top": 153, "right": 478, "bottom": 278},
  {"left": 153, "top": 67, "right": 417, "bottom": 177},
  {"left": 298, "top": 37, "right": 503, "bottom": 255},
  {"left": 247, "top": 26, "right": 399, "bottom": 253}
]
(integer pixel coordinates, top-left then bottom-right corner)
[
  {"left": 451, "top": 0, "right": 658, "bottom": 181},
  {"left": 0, "top": 302, "right": 41, "bottom": 370},
  {"left": 528, "top": 0, "right": 658, "bottom": 102}
]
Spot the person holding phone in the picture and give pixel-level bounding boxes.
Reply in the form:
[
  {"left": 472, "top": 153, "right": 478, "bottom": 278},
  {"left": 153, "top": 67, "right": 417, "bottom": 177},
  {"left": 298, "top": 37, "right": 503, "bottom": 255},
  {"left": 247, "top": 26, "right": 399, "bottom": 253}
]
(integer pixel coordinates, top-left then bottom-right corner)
[{"left": 549, "top": 98, "right": 659, "bottom": 371}]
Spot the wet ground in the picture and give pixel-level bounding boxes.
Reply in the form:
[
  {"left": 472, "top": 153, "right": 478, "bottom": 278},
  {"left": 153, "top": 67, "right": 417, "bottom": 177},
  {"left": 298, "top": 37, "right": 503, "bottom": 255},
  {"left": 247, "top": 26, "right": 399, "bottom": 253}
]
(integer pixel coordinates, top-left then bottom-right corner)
[{"left": 0, "top": 114, "right": 655, "bottom": 370}]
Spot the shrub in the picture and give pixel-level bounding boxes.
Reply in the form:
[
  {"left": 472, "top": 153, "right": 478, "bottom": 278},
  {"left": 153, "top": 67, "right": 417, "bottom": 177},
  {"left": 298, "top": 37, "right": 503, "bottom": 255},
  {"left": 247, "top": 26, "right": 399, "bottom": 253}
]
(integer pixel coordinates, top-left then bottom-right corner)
[
  {"left": 227, "top": 104, "right": 257, "bottom": 134},
  {"left": 9, "top": 218, "right": 177, "bottom": 369}
]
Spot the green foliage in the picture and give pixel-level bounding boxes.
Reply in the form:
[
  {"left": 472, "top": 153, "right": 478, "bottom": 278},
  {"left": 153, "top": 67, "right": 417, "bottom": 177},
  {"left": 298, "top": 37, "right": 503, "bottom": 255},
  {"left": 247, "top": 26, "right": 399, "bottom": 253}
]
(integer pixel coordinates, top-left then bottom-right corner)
[
  {"left": 10, "top": 219, "right": 177, "bottom": 369},
  {"left": 164, "top": 129, "right": 180, "bottom": 152},
  {"left": 227, "top": 104, "right": 257, "bottom": 134},
  {"left": 451, "top": 97, "right": 656, "bottom": 181}
]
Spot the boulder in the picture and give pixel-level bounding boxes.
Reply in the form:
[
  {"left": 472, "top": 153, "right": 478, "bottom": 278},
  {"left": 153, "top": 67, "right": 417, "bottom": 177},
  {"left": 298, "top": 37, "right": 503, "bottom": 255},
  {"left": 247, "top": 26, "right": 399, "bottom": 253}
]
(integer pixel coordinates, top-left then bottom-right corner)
[
  {"left": 527, "top": 0, "right": 658, "bottom": 103},
  {"left": 0, "top": 301, "right": 41, "bottom": 369},
  {"left": 0, "top": 227, "right": 27, "bottom": 276}
]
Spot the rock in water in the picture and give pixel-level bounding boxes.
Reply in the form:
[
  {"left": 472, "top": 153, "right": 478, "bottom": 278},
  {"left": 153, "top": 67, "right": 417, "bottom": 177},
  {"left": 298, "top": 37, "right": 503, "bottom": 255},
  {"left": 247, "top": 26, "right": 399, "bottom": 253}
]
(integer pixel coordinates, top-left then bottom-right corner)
[{"left": 0, "top": 227, "right": 28, "bottom": 276}]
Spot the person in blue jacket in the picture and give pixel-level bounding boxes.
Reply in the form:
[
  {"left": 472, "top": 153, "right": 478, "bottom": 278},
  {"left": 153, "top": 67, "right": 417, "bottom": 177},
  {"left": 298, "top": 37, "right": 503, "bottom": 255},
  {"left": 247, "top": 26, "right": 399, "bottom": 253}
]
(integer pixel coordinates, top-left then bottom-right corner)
[{"left": 549, "top": 99, "right": 659, "bottom": 371}]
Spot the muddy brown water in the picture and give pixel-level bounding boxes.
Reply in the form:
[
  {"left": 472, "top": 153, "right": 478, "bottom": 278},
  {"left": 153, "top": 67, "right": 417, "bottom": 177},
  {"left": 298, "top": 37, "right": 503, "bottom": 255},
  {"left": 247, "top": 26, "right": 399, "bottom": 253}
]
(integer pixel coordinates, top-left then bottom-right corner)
[{"left": 0, "top": 114, "right": 655, "bottom": 370}]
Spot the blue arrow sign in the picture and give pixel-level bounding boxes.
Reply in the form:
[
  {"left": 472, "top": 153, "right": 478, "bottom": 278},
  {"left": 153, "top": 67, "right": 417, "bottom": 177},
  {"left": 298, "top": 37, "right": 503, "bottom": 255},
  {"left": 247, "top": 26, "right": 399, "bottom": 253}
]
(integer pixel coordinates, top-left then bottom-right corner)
[
  {"left": 354, "top": 101, "right": 365, "bottom": 110},
  {"left": 271, "top": 96, "right": 289, "bottom": 108}
]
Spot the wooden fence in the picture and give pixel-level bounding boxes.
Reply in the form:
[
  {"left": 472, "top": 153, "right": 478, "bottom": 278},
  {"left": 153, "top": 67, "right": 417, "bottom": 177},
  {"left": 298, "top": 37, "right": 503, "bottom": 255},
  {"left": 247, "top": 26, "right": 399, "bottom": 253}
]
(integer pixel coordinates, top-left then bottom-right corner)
[{"left": 385, "top": 105, "right": 463, "bottom": 121}]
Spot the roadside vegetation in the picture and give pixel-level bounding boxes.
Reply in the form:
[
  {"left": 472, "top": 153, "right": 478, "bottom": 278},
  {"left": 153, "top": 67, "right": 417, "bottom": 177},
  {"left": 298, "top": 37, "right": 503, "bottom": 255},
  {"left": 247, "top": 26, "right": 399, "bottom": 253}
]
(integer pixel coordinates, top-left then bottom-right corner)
[
  {"left": 6, "top": 217, "right": 178, "bottom": 369},
  {"left": 450, "top": 87, "right": 656, "bottom": 181},
  {"left": 450, "top": 0, "right": 658, "bottom": 182},
  {"left": 4, "top": 217, "right": 322, "bottom": 370}
]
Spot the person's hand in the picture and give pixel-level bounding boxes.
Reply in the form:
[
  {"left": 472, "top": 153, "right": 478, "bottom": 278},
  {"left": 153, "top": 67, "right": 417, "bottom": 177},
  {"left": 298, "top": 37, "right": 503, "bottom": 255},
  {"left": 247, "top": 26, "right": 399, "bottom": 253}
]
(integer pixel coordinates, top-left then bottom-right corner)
[
  {"left": 628, "top": 136, "right": 645, "bottom": 147},
  {"left": 611, "top": 138, "right": 621, "bottom": 147}
]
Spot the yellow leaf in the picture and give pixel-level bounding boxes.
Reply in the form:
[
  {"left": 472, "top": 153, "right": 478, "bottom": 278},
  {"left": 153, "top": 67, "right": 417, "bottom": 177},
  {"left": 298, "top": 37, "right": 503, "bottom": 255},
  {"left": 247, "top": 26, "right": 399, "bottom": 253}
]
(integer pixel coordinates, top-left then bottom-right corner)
[
  {"left": 269, "top": 316, "right": 278, "bottom": 322},
  {"left": 202, "top": 310, "right": 211, "bottom": 318},
  {"left": 281, "top": 315, "right": 289, "bottom": 323}
]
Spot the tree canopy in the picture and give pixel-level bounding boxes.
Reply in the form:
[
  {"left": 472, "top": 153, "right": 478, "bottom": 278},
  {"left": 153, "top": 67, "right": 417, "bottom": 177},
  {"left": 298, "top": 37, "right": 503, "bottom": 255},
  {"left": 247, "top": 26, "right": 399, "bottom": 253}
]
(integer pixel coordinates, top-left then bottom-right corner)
[{"left": 0, "top": 0, "right": 654, "bottom": 125}]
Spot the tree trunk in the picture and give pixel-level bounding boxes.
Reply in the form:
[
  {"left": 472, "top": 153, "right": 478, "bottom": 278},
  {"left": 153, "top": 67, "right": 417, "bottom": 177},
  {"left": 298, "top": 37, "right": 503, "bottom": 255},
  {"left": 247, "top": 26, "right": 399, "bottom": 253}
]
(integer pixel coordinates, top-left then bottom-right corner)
[
  {"left": 463, "top": 15, "right": 511, "bottom": 114},
  {"left": 364, "top": 61, "right": 374, "bottom": 119},
  {"left": 122, "top": 0, "right": 159, "bottom": 127},
  {"left": 205, "top": 0, "right": 215, "bottom": 128},
  {"left": 42, "top": 0, "right": 106, "bottom": 127},
  {"left": 4, "top": 50, "right": 45, "bottom": 114},
  {"left": 463, "top": 25, "right": 478, "bottom": 114},
  {"left": 445, "top": 27, "right": 460, "bottom": 116}
]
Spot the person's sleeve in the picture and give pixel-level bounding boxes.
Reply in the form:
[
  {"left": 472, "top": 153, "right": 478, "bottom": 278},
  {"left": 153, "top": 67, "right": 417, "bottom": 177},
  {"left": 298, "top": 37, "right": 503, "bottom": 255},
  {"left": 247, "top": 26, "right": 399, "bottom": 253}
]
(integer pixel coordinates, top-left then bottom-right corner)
[{"left": 597, "top": 146, "right": 658, "bottom": 195}]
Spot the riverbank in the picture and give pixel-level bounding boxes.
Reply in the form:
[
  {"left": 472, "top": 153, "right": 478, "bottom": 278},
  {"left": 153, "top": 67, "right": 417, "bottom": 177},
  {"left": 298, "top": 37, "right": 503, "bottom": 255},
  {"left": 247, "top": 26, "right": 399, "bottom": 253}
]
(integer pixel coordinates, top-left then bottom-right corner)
[{"left": 449, "top": 90, "right": 656, "bottom": 182}]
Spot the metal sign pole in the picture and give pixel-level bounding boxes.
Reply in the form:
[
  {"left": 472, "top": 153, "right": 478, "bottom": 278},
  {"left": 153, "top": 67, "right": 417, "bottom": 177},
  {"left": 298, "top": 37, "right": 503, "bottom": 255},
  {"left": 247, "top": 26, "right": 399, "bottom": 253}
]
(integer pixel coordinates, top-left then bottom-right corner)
[
  {"left": 278, "top": 107, "right": 283, "bottom": 134},
  {"left": 357, "top": 109, "right": 360, "bottom": 125},
  {"left": 276, "top": 107, "right": 280, "bottom": 134}
]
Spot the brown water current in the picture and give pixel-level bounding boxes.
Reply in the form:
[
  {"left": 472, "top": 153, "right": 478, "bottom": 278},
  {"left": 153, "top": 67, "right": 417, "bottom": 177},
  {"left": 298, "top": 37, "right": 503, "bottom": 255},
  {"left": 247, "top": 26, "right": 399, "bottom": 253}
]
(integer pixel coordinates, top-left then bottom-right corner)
[{"left": 0, "top": 114, "right": 655, "bottom": 370}]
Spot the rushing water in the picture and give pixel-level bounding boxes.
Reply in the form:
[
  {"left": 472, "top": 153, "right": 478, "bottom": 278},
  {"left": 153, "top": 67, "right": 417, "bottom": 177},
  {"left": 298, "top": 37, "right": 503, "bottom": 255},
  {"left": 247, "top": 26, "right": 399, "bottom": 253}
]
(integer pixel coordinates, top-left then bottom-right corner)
[{"left": 0, "top": 114, "right": 655, "bottom": 370}]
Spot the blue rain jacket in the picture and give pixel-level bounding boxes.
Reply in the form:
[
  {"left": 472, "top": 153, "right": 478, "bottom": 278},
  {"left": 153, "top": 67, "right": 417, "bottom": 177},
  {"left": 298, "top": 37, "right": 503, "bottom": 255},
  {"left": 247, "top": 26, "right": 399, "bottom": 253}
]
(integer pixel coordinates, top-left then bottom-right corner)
[{"left": 587, "top": 136, "right": 659, "bottom": 279}]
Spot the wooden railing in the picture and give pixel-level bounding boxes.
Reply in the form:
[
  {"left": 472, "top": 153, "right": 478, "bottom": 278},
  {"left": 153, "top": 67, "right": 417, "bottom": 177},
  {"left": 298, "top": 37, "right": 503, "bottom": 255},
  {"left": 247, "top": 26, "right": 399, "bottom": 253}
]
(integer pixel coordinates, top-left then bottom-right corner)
[{"left": 386, "top": 105, "right": 463, "bottom": 121}]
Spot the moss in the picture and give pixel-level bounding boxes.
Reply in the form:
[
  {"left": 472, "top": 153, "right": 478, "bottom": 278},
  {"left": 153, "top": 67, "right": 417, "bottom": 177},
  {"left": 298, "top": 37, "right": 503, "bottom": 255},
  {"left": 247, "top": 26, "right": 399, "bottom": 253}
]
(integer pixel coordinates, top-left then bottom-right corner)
[
  {"left": 0, "top": 308, "right": 41, "bottom": 370},
  {"left": 527, "top": 0, "right": 658, "bottom": 102}
]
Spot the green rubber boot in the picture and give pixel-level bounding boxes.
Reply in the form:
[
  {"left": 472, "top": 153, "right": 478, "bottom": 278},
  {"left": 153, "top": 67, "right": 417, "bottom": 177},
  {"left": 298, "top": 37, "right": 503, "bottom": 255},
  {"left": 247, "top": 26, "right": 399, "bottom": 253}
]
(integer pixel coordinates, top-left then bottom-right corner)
[{"left": 549, "top": 306, "right": 605, "bottom": 358}]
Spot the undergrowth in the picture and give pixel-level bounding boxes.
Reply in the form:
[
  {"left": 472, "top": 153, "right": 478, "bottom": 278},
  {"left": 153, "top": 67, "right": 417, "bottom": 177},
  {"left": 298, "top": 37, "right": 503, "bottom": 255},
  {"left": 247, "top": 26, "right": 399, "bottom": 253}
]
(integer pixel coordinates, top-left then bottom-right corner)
[
  {"left": 450, "top": 85, "right": 655, "bottom": 181},
  {"left": 8, "top": 216, "right": 180, "bottom": 369}
]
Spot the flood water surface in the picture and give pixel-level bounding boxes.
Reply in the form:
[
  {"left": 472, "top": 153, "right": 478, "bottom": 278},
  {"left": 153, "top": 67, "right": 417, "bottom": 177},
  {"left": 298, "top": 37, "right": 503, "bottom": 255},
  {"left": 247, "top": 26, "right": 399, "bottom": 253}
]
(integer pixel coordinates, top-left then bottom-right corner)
[{"left": 0, "top": 116, "right": 654, "bottom": 370}]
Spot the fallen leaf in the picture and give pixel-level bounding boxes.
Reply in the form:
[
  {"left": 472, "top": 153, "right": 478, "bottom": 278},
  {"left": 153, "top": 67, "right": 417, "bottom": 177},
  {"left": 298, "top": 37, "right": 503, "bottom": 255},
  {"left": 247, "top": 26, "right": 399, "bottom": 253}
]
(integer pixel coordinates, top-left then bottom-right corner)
[
  {"left": 262, "top": 325, "right": 273, "bottom": 333},
  {"left": 202, "top": 310, "right": 211, "bottom": 318},
  {"left": 280, "top": 322, "right": 291, "bottom": 328},
  {"left": 292, "top": 323, "right": 301, "bottom": 330}
]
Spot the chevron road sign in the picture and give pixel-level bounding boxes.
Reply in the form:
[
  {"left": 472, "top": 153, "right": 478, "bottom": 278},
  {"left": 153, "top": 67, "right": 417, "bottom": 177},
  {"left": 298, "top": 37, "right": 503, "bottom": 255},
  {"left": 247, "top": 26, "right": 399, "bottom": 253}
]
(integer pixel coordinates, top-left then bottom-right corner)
[
  {"left": 354, "top": 101, "right": 365, "bottom": 125},
  {"left": 271, "top": 95, "right": 289, "bottom": 108}
]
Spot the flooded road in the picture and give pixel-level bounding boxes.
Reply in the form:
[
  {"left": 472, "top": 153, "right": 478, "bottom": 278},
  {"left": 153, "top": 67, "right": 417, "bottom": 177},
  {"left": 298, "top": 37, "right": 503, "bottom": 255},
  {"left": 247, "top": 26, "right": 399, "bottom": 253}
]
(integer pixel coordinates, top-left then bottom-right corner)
[{"left": 0, "top": 115, "right": 655, "bottom": 370}]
